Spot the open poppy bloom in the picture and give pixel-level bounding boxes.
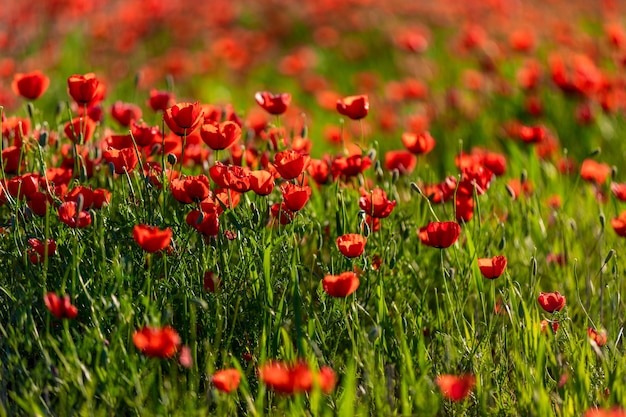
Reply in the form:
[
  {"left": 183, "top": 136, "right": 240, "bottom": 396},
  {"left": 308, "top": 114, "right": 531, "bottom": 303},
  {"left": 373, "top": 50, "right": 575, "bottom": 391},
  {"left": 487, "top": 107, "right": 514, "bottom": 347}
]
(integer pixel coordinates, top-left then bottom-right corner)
[
  {"left": 580, "top": 159, "right": 611, "bottom": 185},
  {"left": 255, "top": 91, "right": 291, "bottom": 115},
  {"left": 148, "top": 89, "right": 175, "bottom": 112},
  {"left": 58, "top": 201, "right": 92, "bottom": 228},
  {"left": 249, "top": 170, "right": 275, "bottom": 196},
  {"left": 322, "top": 272, "right": 360, "bottom": 297},
  {"left": 281, "top": 183, "right": 312, "bottom": 211},
  {"left": 258, "top": 361, "right": 336, "bottom": 395},
  {"left": 477, "top": 255, "right": 507, "bottom": 279},
  {"left": 170, "top": 175, "right": 211, "bottom": 204},
  {"left": 588, "top": 328, "right": 608, "bottom": 347},
  {"left": 203, "top": 271, "right": 221, "bottom": 293},
  {"left": 103, "top": 147, "right": 139, "bottom": 174},
  {"left": 64, "top": 117, "right": 97, "bottom": 144},
  {"left": 358, "top": 188, "right": 396, "bottom": 218},
  {"left": 538, "top": 291, "right": 566, "bottom": 313},
  {"left": 133, "top": 326, "right": 181, "bottom": 359},
  {"left": 436, "top": 374, "right": 476, "bottom": 401},
  {"left": 44, "top": 293, "right": 78, "bottom": 319},
  {"left": 331, "top": 154, "right": 372, "bottom": 179},
  {"left": 422, "top": 221, "right": 461, "bottom": 249},
  {"left": 273, "top": 150, "right": 310, "bottom": 180},
  {"left": 28, "top": 238, "right": 56, "bottom": 264},
  {"left": 12, "top": 70, "right": 50, "bottom": 100},
  {"left": 384, "top": 150, "right": 417, "bottom": 174},
  {"left": 67, "top": 73, "right": 100, "bottom": 104},
  {"left": 611, "top": 211, "right": 626, "bottom": 237},
  {"left": 611, "top": 183, "right": 626, "bottom": 201},
  {"left": 200, "top": 121, "right": 241, "bottom": 150},
  {"left": 164, "top": 102, "right": 204, "bottom": 136},
  {"left": 212, "top": 368, "right": 241, "bottom": 393},
  {"left": 110, "top": 101, "right": 142, "bottom": 127},
  {"left": 336, "top": 95, "right": 369, "bottom": 120},
  {"left": 133, "top": 224, "right": 173, "bottom": 253},
  {"left": 336, "top": 234, "right": 367, "bottom": 258},
  {"left": 401, "top": 131, "right": 436, "bottom": 155}
]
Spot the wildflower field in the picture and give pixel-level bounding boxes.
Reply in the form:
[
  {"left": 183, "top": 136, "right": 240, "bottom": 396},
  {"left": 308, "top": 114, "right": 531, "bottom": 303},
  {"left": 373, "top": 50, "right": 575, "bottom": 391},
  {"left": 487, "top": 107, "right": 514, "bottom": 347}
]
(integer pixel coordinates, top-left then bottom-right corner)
[{"left": 3, "top": 0, "right": 626, "bottom": 415}]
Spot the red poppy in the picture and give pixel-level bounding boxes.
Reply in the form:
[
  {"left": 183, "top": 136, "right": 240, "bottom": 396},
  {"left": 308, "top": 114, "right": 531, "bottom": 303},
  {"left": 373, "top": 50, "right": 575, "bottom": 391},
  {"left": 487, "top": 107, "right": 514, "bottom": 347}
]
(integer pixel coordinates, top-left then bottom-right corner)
[
  {"left": 270, "top": 203, "right": 296, "bottom": 225},
  {"left": 186, "top": 210, "right": 220, "bottom": 237},
  {"left": 67, "top": 73, "right": 100, "bottom": 104},
  {"left": 7, "top": 174, "right": 39, "bottom": 200},
  {"left": 588, "top": 328, "right": 608, "bottom": 347},
  {"left": 384, "top": 150, "right": 417, "bottom": 174},
  {"left": 436, "top": 374, "right": 476, "bottom": 401},
  {"left": 64, "top": 117, "right": 96, "bottom": 144},
  {"left": 58, "top": 201, "right": 91, "bottom": 228},
  {"left": 273, "top": 150, "right": 310, "bottom": 180},
  {"left": 336, "top": 234, "right": 367, "bottom": 258},
  {"left": 111, "top": 101, "right": 142, "bottom": 127},
  {"left": 164, "top": 102, "right": 204, "bottom": 136},
  {"left": 170, "top": 175, "right": 211, "bottom": 204},
  {"left": 281, "top": 183, "right": 312, "bottom": 211},
  {"left": 213, "top": 369, "right": 241, "bottom": 393},
  {"left": 336, "top": 95, "right": 369, "bottom": 120},
  {"left": 133, "top": 224, "right": 172, "bottom": 253},
  {"left": 131, "top": 122, "right": 161, "bottom": 147},
  {"left": 583, "top": 407, "right": 626, "bottom": 417},
  {"left": 455, "top": 195, "right": 474, "bottom": 223},
  {"left": 148, "top": 89, "right": 175, "bottom": 112},
  {"left": 308, "top": 158, "right": 331, "bottom": 185},
  {"left": 580, "top": 159, "right": 611, "bottom": 185},
  {"left": 203, "top": 271, "right": 221, "bottom": 293},
  {"left": 12, "top": 70, "right": 50, "bottom": 100},
  {"left": 331, "top": 154, "right": 372, "bottom": 179},
  {"left": 423, "top": 221, "right": 461, "bottom": 249},
  {"left": 255, "top": 91, "right": 291, "bottom": 115},
  {"left": 518, "top": 125, "right": 546, "bottom": 144},
  {"left": 612, "top": 211, "right": 626, "bottom": 237},
  {"left": 611, "top": 183, "right": 626, "bottom": 201},
  {"left": 103, "top": 147, "right": 139, "bottom": 174},
  {"left": 2, "top": 146, "right": 21, "bottom": 174},
  {"left": 223, "top": 165, "right": 251, "bottom": 193},
  {"left": 358, "top": 188, "right": 396, "bottom": 219},
  {"left": 401, "top": 131, "right": 436, "bottom": 155},
  {"left": 93, "top": 188, "right": 111, "bottom": 209},
  {"left": 540, "top": 319, "right": 559, "bottom": 334},
  {"left": 44, "top": 293, "right": 78, "bottom": 319},
  {"left": 249, "top": 170, "right": 275, "bottom": 196},
  {"left": 538, "top": 291, "right": 566, "bottom": 313},
  {"left": 200, "top": 121, "right": 241, "bottom": 150},
  {"left": 477, "top": 256, "right": 507, "bottom": 279},
  {"left": 133, "top": 326, "right": 181, "bottom": 359},
  {"left": 28, "top": 238, "right": 56, "bottom": 264},
  {"left": 2, "top": 116, "right": 30, "bottom": 147},
  {"left": 322, "top": 272, "right": 360, "bottom": 297},
  {"left": 422, "top": 176, "right": 457, "bottom": 204},
  {"left": 258, "top": 361, "right": 336, "bottom": 395},
  {"left": 64, "top": 186, "right": 94, "bottom": 209}
]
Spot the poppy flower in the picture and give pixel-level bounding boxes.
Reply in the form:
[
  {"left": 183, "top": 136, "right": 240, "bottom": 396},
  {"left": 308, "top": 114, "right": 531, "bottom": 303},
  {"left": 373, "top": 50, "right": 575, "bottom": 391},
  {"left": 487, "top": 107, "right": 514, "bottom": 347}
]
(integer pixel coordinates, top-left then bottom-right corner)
[
  {"left": 610, "top": 182, "right": 626, "bottom": 201},
  {"left": 212, "top": 369, "right": 241, "bottom": 393},
  {"left": 538, "top": 291, "right": 566, "bottom": 313},
  {"left": 588, "top": 328, "right": 608, "bottom": 347},
  {"left": 455, "top": 195, "right": 474, "bottom": 223},
  {"left": 148, "top": 89, "right": 175, "bottom": 112},
  {"left": 203, "top": 271, "right": 221, "bottom": 293},
  {"left": 401, "top": 131, "right": 436, "bottom": 155},
  {"left": 477, "top": 256, "right": 507, "bottom": 279},
  {"left": 583, "top": 407, "right": 626, "bottom": 417},
  {"left": 308, "top": 158, "right": 331, "bottom": 185},
  {"left": 423, "top": 221, "right": 461, "bottom": 249},
  {"left": 336, "top": 95, "right": 369, "bottom": 120},
  {"left": 12, "top": 70, "right": 50, "bottom": 100},
  {"left": 67, "top": 73, "right": 100, "bottom": 104},
  {"left": 64, "top": 117, "right": 96, "bottom": 144},
  {"left": 281, "top": 183, "right": 312, "bottom": 211},
  {"left": 93, "top": 188, "right": 111, "bottom": 209},
  {"left": 64, "top": 186, "right": 95, "bottom": 210},
  {"left": 223, "top": 165, "right": 251, "bottom": 193},
  {"left": 436, "top": 374, "right": 476, "bottom": 401},
  {"left": 103, "top": 147, "right": 139, "bottom": 174},
  {"left": 200, "top": 121, "right": 241, "bottom": 151},
  {"left": 110, "top": 101, "right": 142, "bottom": 127},
  {"left": 255, "top": 91, "right": 291, "bottom": 115},
  {"left": 358, "top": 188, "right": 396, "bottom": 219},
  {"left": 58, "top": 201, "right": 91, "bottom": 228},
  {"left": 273, "top": 150, "right": 310, "bottom": 180},
  {"left": 384, "top": 150, "right": 417, "bottom": 174},
  {"left": 580, "top": 159, "right": 611, "bottom": 185},
  {"left": 331, "top": 154, "right": 372, "bottom": 179},
  {"left": 612, "top": 211, "right": 626, "bottom": 237},
  {"left": 170, "top": 175, "right": 211, "bottom": 204},
  {"left": 7, "top": 173, "right": 39, "bottom": 200},
  {"left": 44, "top": 293, "right": 78, "bottom": 319},
  {"left": 28, "top": 238, "right": 56, "bottom": 264},
  {"left": 131, "top": 122, "right": 161, "bottom": 147},
  {"left": 249, "top": 170, "right": 275, "bottom": 196},
  {"left": 186, "top": 210, "right": 220, "bottom": 237},
  {"left": 133, "top": 225, "right": 172, "bottom": 253},
  {"left": 270, "top": 203, "right": 296, "bottom": 225},
  {"left": 133, "top": 326, "right": 181, "bottom": 359},
  {"left": 258, "top": 361, "right": 336, "bottom": 395},
  {"left": 322, "top": 271, "right": 360, "bottom": 297},
  {"left": 163, "top": 102, "right": 204, "bottom": 136},
  {"left": 336, "top": 234, "right": 367, "bottom": 258}
]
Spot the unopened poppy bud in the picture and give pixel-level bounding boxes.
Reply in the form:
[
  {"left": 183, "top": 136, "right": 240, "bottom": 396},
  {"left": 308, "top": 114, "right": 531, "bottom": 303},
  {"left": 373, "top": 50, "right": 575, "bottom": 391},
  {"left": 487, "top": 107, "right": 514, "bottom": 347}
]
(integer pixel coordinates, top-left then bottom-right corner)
[
  {"left": 363, "top": 221, "right": 371, "bottom": 237},
  {"left": 301, "top": 124, "right": 308, "bottom": 138},
  {"left": 167, "top": 153, "right": 177, "bottom": 166},
  {"left": 520, "top": 170, "right": 527, "bottom": 184},
  {"left": 410, "top": 182, "right": 422, "bottom": 194},
  {"left": 38, "top": 131, "right": 48, "bottom": 147},
  {"left": 56, "top": 101, "right": 64, "bottom": 118},
  {"left": 80, "top": 160, "right": 88, "bottom": 182},
  {"left": 569, "top": 219, "right": 577, "bottom": 231},
  {"left": 600, "top": 212, "right": 606, "bottom": 229},
  {"left": 612, "top": 166, "right": 618, "bottom": 179},
  {"left": 368, "top": 148, "right": 377, "bottom": 161},
  {"left": 392, "top": 169, "right": 399, "bottom": 184},
  {"left": 604, "top": 249, "right": 615, "bottom": 266},
  {"left": 505, "top": 184, "right": 516, "bottom": 199},
  {"left": 589, "top": 148, "right": 601, "bottom": 157},
  {"left": 150, "top": 143, "right": 161, "bottom": 156},
  {"left": 357, "top": 210, "right": 366, "bottom": 221},
  {"left": 76, "top": 194, "right": 85, "bottom": 214},
  {"left": 531, "top": 257, "right": 537, "bottom": 277},
  {"left": 389, "top": 255, "right": 396, "bottom": 269},
  {"left": 498, "top": 236, "right": 506, "bottom": 250},
  {"left": 134, "top": 72, "right": 141, "bottom": 88},
  {"left": 26, "top": 102, "right": 34, "bottom": 120}
]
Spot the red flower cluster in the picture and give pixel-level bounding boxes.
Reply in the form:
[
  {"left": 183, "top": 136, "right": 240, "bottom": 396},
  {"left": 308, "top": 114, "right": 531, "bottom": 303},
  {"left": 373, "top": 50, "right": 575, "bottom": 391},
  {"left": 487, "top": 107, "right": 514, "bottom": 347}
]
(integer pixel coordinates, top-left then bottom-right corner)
[
  {"left": 477, "top": 256, "right": 507, "bottom": 279},
  {"left": 258, "top": 361, "right": 336, "bottom": 395},
  {"left": 133, "top": 225, "right": 173, "bottom": 253},
  {"left": 133, "top": 326, "right": 181, "bottom": 359},
  {"left": 436, "top": 374, "right": 476, "bottom": 401},
  {"left": 44, "top": 293, "right": 78, "bottom": 320},
  {"left": 538, "top": 291, "right": 566, "bottom": 313},
  {"left": 322, "top": 272, "right": 360, "bottom": 297}
]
